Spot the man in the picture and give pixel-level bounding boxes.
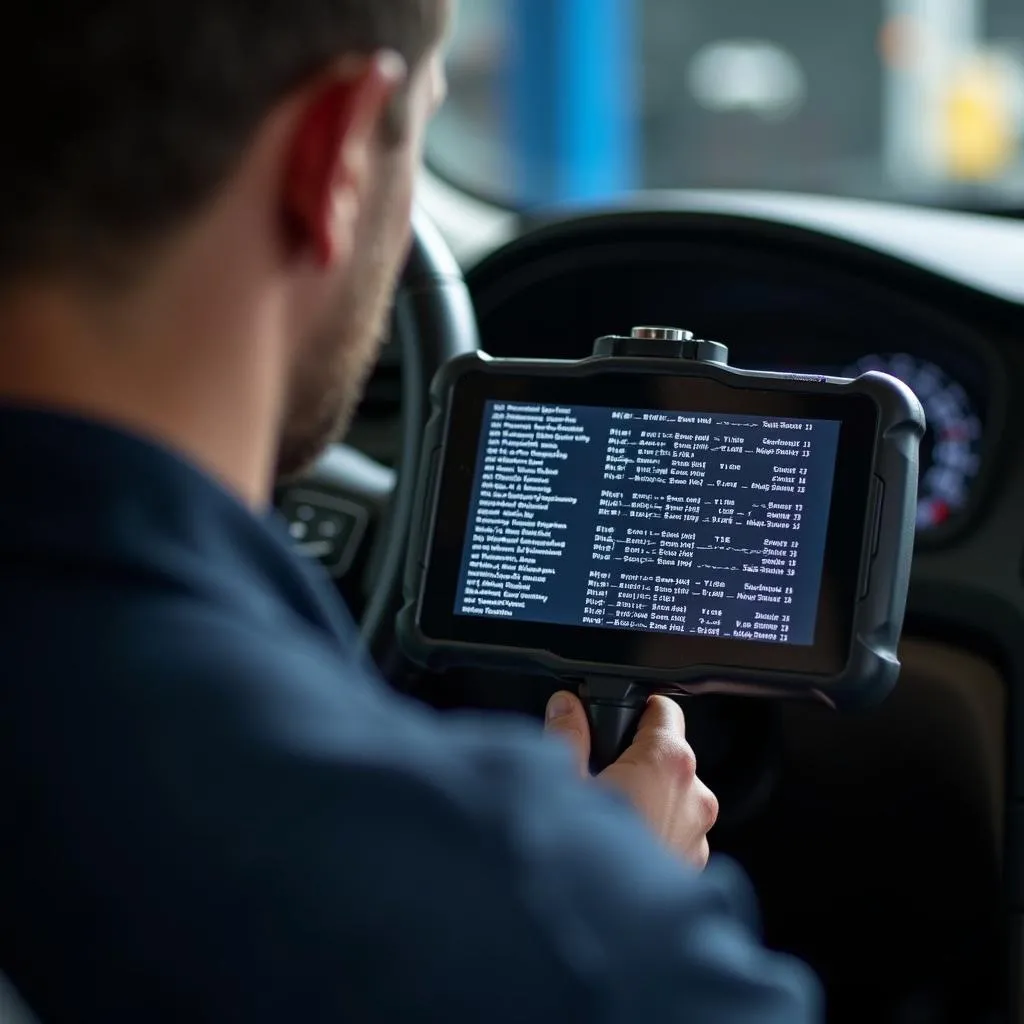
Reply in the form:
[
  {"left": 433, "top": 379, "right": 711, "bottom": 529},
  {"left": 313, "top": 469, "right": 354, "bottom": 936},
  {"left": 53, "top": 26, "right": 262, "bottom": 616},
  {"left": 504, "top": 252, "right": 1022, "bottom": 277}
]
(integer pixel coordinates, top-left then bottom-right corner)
[{"left": 0, "top": 0, "right": 820, "bottom": 1020}]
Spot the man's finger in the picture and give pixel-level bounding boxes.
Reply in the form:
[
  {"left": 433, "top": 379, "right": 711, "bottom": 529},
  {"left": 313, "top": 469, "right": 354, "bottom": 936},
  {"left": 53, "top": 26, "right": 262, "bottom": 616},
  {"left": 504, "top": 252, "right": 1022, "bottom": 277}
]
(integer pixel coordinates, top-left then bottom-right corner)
[
  {"left": 544, "top": 691, "right": 591, "bottom": 777},
  {"left": 634, "top": 694, "right": 686, "bottom": 743}
]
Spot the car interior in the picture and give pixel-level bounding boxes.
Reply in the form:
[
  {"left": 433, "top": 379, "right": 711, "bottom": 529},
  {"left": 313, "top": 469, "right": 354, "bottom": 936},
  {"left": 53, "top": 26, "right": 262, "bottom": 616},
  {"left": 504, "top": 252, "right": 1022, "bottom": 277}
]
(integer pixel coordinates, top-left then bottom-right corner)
[
  {"left": 342, "top": 193, "right": 1020, "bottom": 1024},
  {"left": 3, "top": 2, "right": 1024, "bottom": 1022}
]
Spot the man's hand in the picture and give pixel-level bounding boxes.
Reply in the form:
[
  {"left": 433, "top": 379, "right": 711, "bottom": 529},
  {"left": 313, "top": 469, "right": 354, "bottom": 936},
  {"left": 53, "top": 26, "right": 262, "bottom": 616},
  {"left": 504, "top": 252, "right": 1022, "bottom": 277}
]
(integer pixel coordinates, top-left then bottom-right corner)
[{"left": 544, "top": 691, "right": 719, "bottom": 869}]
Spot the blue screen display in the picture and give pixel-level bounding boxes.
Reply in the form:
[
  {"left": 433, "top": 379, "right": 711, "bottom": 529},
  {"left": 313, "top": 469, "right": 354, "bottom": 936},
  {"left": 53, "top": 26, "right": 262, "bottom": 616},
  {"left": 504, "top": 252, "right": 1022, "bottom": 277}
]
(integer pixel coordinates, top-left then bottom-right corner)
[{"left": 455, "top": 401, "right": 841, "bottom": 646}]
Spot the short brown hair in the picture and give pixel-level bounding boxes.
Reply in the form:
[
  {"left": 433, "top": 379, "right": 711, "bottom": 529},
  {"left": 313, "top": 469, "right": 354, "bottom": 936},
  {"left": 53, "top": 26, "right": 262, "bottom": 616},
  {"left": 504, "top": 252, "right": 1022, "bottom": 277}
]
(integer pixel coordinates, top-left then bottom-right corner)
[{"left": 0, "top": 0, "right": 444, "bottom": 285}]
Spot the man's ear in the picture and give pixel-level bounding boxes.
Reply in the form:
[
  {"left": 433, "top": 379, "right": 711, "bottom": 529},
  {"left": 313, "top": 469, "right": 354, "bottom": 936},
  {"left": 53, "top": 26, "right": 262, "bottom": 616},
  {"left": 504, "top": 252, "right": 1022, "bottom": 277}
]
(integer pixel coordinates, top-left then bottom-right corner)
[{"left": 281, "top": 51, "right": 408, "bottom": 268}]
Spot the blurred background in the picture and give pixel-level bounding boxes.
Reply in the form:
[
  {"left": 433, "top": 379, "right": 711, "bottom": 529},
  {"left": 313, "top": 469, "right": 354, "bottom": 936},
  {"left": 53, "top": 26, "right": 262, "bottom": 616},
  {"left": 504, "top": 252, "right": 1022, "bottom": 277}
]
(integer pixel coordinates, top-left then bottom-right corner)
[{"left": 427, "top": 0, "right": 1024, "bottom": 212}]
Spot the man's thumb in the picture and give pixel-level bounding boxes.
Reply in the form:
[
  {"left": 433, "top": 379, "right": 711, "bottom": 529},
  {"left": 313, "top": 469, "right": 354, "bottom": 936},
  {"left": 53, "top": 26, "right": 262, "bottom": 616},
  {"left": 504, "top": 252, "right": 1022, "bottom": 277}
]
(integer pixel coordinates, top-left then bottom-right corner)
[{"left": 544, "top": 691, "right": 591, "bottom": 777}]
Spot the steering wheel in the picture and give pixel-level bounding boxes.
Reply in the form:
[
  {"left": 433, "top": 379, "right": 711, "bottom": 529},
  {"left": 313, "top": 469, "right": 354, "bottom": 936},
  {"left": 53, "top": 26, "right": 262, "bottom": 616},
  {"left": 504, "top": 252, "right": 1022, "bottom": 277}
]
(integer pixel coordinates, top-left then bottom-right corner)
[{"left": 275, "top": 208, "right": 480, "bottom": 676}]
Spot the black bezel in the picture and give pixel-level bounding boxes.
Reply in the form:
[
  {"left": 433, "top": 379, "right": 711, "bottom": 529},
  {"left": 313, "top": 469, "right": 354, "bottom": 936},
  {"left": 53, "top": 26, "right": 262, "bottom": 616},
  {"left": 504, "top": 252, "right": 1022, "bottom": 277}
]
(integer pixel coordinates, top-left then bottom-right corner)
[{"left": 418, "top": 368, "right": 880, "bottom": 679}]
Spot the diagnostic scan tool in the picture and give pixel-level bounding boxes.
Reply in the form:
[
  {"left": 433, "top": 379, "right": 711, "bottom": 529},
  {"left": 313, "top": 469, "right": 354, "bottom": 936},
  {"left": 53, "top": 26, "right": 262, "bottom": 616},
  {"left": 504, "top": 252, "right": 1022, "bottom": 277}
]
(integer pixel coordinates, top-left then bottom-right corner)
[{"left": 399, "top": 327, "right": 926, "bottom": 770}]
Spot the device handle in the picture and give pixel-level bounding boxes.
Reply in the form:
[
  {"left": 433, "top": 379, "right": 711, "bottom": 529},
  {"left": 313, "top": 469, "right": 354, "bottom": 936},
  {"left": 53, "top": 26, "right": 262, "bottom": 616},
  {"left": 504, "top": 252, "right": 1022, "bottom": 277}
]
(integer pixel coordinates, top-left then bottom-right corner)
[
  {"left": 584, "top": 699, "right": 645, "bottom": 773},
  {"left": 580, "top": 680, "right": 649, "bottom": 774}
]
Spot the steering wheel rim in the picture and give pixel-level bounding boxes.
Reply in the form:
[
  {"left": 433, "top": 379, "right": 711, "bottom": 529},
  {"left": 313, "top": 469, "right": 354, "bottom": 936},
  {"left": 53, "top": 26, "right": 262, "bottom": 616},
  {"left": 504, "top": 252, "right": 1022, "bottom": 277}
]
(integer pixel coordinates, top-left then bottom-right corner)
[{"left": 278, "top": 207, "right": 479, "bottom": 677}]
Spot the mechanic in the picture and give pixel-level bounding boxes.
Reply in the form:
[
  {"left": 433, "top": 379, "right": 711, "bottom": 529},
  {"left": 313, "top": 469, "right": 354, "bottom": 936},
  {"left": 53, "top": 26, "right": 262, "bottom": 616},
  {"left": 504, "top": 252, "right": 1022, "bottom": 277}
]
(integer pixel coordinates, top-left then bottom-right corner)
[{"left": 0, "top": 0, "right": 821, "bottom": 1020}]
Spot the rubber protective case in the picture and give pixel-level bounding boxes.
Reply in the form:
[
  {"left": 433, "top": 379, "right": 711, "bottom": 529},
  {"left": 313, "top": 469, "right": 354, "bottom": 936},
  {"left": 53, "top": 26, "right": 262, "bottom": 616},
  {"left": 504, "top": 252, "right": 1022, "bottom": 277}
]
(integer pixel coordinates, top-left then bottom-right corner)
[{"left": 398, "top": 351, "right": 926, "bottom": 710}]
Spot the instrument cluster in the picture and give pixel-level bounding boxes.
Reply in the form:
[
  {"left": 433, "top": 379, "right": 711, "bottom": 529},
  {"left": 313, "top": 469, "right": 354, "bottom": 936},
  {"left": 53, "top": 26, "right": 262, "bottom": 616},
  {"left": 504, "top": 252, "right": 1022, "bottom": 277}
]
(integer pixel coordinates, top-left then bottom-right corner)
[
  {"left": 842, "top": 353, "right": 982, "bottom": 533},
  {"left": 749, "top": 349, "right": 987, "bottom": 537}
]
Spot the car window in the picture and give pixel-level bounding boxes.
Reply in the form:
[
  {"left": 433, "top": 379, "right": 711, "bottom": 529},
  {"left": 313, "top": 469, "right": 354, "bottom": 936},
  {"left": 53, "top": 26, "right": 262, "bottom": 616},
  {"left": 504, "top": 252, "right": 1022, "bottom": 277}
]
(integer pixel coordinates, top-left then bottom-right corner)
[{"left": 428, "top": 0, "right": 1024, "bottom": 210}]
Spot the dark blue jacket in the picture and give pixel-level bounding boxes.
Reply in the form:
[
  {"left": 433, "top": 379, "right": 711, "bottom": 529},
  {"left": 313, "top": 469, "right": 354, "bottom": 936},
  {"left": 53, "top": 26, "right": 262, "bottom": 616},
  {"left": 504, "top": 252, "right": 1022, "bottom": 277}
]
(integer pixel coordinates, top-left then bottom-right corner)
[{"left": 0, "top": 407, "right": 821, "bottom": 1022}]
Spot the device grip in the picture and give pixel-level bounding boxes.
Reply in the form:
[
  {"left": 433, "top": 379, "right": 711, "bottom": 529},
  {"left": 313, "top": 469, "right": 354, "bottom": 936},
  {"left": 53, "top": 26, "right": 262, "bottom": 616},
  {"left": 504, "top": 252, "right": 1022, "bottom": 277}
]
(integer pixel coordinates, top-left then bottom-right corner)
[{"left": 585, "top": 698, "right": 646, "bottom": 774}]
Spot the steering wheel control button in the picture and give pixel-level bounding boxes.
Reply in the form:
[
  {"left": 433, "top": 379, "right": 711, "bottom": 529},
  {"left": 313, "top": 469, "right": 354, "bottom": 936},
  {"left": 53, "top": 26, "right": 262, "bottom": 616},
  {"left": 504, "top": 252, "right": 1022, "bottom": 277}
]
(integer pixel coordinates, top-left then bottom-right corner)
[{"left": 279, "top": 489, "right": 369, "bottom": 577}]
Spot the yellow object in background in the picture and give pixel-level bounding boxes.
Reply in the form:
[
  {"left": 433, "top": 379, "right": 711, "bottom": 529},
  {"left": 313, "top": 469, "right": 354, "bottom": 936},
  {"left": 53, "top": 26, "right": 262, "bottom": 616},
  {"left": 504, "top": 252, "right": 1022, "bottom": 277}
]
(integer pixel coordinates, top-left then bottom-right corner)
[{"left": 943, "top": 55, "right": 1015, "bottom": 180}]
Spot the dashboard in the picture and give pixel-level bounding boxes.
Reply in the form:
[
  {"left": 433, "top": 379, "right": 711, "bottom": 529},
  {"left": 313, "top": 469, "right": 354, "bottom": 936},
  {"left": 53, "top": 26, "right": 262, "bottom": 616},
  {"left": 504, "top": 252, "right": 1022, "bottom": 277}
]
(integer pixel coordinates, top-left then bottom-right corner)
[{"left": 458, "top": 204, "right": 1020, "bottom": 550}]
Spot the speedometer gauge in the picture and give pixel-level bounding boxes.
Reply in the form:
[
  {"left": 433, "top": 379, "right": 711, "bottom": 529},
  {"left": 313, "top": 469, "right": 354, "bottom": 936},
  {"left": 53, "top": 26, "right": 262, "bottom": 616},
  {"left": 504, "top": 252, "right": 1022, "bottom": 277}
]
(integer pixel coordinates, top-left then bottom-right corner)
[{"left": 843, "top": 354, "right": 983, "bottom": 533}]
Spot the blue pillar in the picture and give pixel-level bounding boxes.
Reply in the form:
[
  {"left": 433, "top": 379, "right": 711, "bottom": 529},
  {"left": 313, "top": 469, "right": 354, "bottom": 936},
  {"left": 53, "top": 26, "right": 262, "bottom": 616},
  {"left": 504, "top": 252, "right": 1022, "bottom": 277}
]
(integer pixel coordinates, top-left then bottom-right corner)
[{"left": 505, "top": 0, "right": 639, "bottom": 208}]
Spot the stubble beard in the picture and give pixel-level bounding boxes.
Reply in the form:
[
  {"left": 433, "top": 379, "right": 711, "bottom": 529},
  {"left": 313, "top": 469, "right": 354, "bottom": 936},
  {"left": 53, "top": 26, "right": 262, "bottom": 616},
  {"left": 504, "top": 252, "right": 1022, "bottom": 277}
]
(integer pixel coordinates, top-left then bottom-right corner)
[{"left": 274, "top": 235, "right": 402, "bottom": 484}]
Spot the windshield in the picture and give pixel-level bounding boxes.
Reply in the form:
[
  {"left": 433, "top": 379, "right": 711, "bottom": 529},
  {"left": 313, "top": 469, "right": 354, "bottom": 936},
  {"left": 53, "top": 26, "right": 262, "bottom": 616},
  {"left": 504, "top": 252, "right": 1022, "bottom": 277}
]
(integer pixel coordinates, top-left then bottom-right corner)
[{"left": 428, "top": 0, "right": 1024, "bottom": 210}]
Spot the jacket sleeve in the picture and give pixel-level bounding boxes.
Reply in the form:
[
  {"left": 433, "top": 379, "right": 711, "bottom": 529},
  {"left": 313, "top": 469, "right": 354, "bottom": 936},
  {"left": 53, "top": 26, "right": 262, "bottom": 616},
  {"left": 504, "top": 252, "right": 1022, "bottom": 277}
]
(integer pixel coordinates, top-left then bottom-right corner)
[{"left": 12, "top": 613, "right": 821, "bottom": 1023}]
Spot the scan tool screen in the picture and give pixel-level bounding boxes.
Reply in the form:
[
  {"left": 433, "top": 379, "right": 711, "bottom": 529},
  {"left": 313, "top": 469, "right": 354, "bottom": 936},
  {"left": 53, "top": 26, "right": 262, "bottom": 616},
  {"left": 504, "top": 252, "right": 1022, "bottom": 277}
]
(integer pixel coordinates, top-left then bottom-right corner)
[
  {"left": 413, "top": 365, "right": 882, "bottom": 679},
  {"left": 454, "top": 401, "right": 840, "bottom": 647}
]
